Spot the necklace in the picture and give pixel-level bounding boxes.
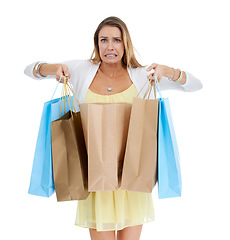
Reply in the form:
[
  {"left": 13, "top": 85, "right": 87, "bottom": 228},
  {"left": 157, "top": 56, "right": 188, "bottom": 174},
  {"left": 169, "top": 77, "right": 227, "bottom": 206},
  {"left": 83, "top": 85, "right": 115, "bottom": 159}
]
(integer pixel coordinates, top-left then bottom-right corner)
[{"left": 98, "top": 68, "right": 122, "bottom": 92}]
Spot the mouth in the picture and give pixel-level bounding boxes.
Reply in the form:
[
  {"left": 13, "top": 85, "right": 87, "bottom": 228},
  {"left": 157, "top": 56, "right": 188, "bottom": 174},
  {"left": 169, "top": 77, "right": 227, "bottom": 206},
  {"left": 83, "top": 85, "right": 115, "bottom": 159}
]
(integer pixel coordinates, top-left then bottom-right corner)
[{"left": 104, "top": 54, "right": 117, "bottom": 58}]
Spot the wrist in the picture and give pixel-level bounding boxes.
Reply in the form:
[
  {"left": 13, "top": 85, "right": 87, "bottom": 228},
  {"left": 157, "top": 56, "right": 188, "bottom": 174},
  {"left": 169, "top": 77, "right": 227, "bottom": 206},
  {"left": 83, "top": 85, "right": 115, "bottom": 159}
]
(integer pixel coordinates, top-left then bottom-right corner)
[
  {"left": 163, "top": 65, "right": 186, "bottom": 85},
  {"left": 173, "top": 69, "right": 181, "bottom": 81},
  {"left": 38, "top": 63, "right": 48, "bottom": 77},
  {"left": 164, "top": 66, "right": 181, "bottom": 81},
  {"left": 163, "top": 66, "right": 177, "bottom": 80},
  {"left": 40, "top": 63, "right": 62, "bottom": 76},
  {"left": 34, "top": 61, "right": 47, "bottom": 78}
]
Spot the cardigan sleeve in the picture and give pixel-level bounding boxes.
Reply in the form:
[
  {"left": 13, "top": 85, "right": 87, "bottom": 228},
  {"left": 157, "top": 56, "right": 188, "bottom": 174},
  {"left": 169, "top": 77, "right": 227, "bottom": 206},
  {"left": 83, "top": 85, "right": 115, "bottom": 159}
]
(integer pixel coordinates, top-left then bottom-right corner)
[
  {"left": 179, "top": 71, "right": 203, "bottom": 92},
  {"left": 24, "top": 61, "right": 43, "bottom": 80},
  {"left": 159, "top": 71, "right": 203, "bottom": 92},
  {"left": 23, "top": 60, "right": 83, "bottom": 80},
  {"left": 135, "top": 67, "right": 203, "bottom": 93}
]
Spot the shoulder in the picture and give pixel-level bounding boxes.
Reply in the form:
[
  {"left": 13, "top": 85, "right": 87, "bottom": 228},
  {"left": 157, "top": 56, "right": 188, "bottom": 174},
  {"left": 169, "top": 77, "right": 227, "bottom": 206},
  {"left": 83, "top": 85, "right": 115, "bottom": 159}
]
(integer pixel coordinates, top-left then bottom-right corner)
[
  {"left": 129, "top": 66, "right": 149, "bottom": 85},
  {"left": 61, "top": 59, "right": 92, "bottom": 69},
  {"left": 128, "top": 66, "right": 149, "bottom": 93},
  {"left": 61, "top": 59, "right": 99, "bottom": 75},
  {"left": 129, "top": 66, "right": 148, "bottom": 78}
]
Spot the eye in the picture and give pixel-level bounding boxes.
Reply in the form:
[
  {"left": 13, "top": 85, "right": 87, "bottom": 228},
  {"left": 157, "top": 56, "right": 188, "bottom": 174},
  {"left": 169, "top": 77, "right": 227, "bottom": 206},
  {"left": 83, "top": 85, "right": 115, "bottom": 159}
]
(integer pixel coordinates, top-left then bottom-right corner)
[
  {"left": 115, "top": 38, "right": 121, "bottom": 42},
  {"left": 101, "top": 38, "right": 107, "bottom": 43}
]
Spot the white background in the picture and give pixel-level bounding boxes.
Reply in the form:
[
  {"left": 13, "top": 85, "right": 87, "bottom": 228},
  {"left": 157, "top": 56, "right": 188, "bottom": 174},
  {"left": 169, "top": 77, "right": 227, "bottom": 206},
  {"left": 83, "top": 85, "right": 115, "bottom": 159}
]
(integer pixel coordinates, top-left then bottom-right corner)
[{"left": 1, "top": 0, "right": 230, "bottom": 239}]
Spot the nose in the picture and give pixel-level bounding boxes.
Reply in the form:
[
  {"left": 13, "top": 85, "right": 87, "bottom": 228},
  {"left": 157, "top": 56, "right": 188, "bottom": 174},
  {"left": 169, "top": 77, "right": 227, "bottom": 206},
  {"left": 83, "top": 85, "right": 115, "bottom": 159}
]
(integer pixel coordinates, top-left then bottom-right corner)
[{"left": 107, "top": 40, "right": 114, "bottom": 51}]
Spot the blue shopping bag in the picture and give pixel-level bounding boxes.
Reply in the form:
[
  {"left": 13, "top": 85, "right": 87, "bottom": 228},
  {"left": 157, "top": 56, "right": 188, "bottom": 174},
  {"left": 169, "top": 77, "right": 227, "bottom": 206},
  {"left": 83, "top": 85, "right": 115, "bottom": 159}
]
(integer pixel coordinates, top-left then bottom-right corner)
[
  {"left": 28, "top": 77, "right": 75, "bottom": 197},
  {"left": 155, "top": 77, "right": 182, "bottom": 199}
]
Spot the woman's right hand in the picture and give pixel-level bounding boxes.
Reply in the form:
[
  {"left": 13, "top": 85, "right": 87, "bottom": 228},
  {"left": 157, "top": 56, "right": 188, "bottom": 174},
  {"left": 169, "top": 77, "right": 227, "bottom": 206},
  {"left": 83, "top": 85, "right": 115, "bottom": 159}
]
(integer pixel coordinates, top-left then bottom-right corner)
[{"left": 55, "top": 64, "right": 71, "bottom": 83}]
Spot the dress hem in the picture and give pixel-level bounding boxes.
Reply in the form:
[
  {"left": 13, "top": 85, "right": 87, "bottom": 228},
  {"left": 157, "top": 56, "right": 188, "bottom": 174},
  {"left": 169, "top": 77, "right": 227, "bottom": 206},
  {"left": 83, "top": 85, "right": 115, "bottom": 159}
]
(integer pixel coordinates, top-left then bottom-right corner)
[{"left": 75, "top": 217, "right": 155, "bottom": 232}]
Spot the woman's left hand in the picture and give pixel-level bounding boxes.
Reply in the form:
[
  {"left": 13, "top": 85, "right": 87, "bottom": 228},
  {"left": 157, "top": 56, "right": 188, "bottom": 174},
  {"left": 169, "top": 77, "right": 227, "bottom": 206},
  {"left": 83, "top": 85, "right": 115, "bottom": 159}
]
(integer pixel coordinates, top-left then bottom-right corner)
[{"left": 146, "top": 63, "right": 166, "bottom": 84}]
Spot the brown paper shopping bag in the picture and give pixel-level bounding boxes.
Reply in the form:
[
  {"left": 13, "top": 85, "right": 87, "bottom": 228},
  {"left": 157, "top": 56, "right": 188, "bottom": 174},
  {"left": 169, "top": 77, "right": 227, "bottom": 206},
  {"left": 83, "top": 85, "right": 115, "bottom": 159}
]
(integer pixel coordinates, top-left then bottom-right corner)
[
  {"left": 120, "top": 80, "right": 159, "bottom": 193},
  {"left": 51, "top": 81, "right": 89, "bottom": 201},
  {"left": 79, "top": 102, "right": 132, "bottom": 191}
]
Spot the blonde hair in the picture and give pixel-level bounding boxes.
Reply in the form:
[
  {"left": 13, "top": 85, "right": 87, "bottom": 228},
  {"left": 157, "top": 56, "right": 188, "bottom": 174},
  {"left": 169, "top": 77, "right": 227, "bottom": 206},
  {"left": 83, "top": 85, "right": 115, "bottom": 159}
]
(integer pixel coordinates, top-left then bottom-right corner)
[{"left": 90, "top": 16, "right": 144, "bottom": 69}]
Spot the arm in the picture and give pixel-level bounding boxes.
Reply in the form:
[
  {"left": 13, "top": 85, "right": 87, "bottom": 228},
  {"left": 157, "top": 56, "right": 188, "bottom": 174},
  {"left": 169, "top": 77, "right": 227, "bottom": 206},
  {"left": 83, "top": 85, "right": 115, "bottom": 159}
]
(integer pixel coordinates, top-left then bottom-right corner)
[
  {"left": 162, "top": 67, "right": 186, "bottom": 85},
  {"left": 33, "top": 63, "right": 61, "bottom": 78},
  {"left": 146, "top": 63, "right": 203, "bottom": 92},
  {"left": 24, "top": 61, "right": 70, "bottom": 82}
]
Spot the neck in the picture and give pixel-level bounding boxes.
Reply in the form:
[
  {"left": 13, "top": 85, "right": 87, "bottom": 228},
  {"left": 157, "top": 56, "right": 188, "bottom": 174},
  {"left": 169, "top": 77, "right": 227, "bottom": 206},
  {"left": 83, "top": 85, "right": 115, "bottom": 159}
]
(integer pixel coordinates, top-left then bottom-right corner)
[{"left": 99, "top": 61, "right": 125, "bottom": 78}]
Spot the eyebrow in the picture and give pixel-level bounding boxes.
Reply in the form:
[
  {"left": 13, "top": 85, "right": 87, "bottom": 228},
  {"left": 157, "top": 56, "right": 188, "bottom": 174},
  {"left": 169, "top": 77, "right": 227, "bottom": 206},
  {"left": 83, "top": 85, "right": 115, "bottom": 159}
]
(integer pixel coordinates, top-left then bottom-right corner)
[{"left": 100, "top": 36, "right": 121, "bottom": 39}]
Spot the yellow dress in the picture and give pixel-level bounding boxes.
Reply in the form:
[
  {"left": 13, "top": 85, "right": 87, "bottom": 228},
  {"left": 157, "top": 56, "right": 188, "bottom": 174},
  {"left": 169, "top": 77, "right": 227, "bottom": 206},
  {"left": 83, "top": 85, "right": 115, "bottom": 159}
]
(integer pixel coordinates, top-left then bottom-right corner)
[{"left": 75, "top": 84, "right": 155, "bottom": 232}]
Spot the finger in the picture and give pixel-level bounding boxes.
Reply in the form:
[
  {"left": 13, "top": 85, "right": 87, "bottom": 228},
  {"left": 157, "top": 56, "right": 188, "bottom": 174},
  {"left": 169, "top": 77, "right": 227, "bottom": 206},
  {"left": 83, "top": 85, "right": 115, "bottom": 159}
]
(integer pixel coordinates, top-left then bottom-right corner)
[
  {"left": 65, "top": 74, "right": 71, "bottom": 81},
  {"left": 146, "top": 63, "right": 157, "bottom": 71},
  {"left": 56, "top": 75, "right": 61, "bottom": 82},
  {"left": 155, "top": 74, "right": 162, "bottom": 82},
  {"left": 56, "top": 69, "right": 64, "bottom": 81},
  {"left": 147, "top": 74, "right": 155, "bottom": 85},
  {"left": 56, "top": 75, "right": 65, "bottom": 83},
  {"left": 149, "top": 74, "right": 161, "bottom": 85},
  {"left": 63, "top": 68, "right": 69, "bottom": 78},
  {"left": 147, "top": 73, "right": 155, "bottom": 80}
]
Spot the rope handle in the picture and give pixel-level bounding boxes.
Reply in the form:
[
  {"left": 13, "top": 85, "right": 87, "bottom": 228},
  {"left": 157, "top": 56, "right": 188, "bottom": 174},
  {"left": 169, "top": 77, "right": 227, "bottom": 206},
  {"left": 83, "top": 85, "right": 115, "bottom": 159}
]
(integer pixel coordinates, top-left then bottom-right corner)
[
  {"left": 136, "top": 75, "right": 157, "bottom": 99},
  {"left": 59, "top": 77, "right": 68, "bottom": 117},
  {"left": 51, "top": 75, "right": 81, "bottom": 104},
  {"left": 51, "top": 75, "right": 63, "bottom": 99},
  {"left": 48, "top": 74, "right": 81, "bottom": 119},
  {"left": 66, "top": 82, "right": 80, "bottom": 106},
  {"left": 58, "top": 76, "right": 80, "bottom": 119},
  {"left": 136, "top": 74, "right": 162, "bottom": 100},
  {"left": 154, "top": 76, "right": 163, "bottom": 99}
]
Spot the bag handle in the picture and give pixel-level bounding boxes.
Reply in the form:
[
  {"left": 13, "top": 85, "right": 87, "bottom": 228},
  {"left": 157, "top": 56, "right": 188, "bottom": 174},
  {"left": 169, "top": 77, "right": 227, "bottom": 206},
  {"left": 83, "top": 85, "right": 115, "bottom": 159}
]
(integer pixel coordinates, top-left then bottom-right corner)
[
  {"left": 59, "top": 77, "right": 69, "bottom": 117},
  {"left": 59, "top": 77, "right": 79, "bottom": 119},
  {"left": 66, "top": 82, "right": 80, "bottom": 106},
  {"left": 51, "top": 75, "right": 64, "bottom": 100},
  {"left": 136, "top": 75, "right": 157, "bottom": 99},
  {"left": 154, "top": 75, "right": 163, "bottom": 99},
  {"left": 51, "top": 75, "right": 81, "bottom": 105},
  {"left": 136, "top": 74, "right": 163, "bottom": 100},
  {"left": 50, "top": 75, "right": 81, "bottom": 118}
]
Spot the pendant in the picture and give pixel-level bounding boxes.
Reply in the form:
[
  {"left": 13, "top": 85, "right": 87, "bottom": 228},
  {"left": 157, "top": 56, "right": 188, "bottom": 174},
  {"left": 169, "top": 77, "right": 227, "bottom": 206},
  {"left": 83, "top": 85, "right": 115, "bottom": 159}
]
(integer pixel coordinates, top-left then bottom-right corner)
[{"left": 107, "top": 86, "right": 112, "bottom": 91}]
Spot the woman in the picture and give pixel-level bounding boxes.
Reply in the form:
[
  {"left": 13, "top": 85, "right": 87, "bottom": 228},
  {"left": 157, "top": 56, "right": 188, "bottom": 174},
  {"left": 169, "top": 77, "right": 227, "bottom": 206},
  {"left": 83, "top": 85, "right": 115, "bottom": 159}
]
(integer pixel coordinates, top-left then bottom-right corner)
[{"left": 24, "top": 16, "right": 202, "bottom": 240}]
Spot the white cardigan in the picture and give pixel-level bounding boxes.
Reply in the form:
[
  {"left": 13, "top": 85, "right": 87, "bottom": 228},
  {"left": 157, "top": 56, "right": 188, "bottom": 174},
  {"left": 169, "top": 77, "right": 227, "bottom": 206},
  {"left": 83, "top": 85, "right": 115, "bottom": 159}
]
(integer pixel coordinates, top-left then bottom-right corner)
[{"left": 24, "top": 60, "right": 203, "bottom": 103}]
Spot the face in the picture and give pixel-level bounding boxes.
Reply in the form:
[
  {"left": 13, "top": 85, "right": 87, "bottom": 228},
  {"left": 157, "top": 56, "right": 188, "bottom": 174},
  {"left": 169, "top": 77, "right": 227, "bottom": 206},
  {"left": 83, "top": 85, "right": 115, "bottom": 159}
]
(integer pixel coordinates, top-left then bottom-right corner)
[{"left": 98, "top": 26, "right": 124, "bottom": 65}]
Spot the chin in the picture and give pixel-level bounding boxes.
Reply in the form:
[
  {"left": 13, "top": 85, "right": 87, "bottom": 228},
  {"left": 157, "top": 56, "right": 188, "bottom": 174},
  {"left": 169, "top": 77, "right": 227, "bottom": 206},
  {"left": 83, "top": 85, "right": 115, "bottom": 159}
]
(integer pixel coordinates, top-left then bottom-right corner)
[{"left": 101, "top": 57, "right": 122, "bottom": 65}]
